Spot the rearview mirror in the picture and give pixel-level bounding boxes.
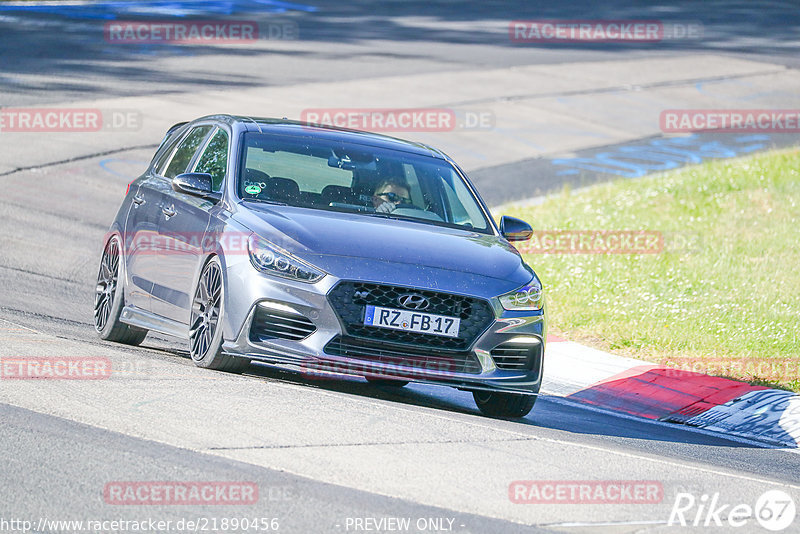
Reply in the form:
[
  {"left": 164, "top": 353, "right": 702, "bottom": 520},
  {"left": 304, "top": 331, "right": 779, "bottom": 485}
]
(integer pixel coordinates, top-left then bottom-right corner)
[
  {"left": 500, "top": 215, "right": 533, "bottom": 242},
  {"left": 172, "top": 173, "right": 220, "bottom": 202}
]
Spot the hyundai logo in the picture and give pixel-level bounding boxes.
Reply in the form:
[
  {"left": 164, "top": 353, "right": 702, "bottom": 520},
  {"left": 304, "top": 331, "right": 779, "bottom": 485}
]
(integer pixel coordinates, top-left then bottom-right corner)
[{"left": 398, "top": 293, "right": 429, "bottom": 310}]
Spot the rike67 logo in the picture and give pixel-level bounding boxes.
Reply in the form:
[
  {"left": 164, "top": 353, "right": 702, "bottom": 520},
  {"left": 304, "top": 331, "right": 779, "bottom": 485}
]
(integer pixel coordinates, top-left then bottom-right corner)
[{"left": 669, "top": 490, "right": 796, "bottom": 531}]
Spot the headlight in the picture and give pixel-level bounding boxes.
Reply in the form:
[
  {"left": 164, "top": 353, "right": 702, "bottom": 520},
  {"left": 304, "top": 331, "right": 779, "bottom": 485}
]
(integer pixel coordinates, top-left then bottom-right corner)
[
  {"left": 498, "top": 277, "right": 544, "bottom": 311},
  {"left": 247, "top": 234, "right": 325, "bottom": 283}
]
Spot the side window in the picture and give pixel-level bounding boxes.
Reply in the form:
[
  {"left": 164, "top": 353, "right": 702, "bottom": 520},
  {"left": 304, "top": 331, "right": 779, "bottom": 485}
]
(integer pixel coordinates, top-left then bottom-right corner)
[
  {"left": 193, "top": 128, "right": 229, "bottom": 193},
  {"left": 162, "top": 126, "right": 212, "bottom": 179},
  {"left": 151, "top": 131, "right": 184, "bottom": 174}
]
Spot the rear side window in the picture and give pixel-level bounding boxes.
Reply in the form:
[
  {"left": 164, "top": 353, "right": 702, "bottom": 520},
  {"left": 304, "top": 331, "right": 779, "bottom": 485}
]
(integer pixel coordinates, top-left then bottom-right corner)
[
  {"left": 162, "top": 125, "right": 212, "bottom": 179},
  {"left": 152, "top": 131, "right": 184, "bottom": 173},
  {"left": 193, "top": 128, "right": 229, "bottom": 193}
]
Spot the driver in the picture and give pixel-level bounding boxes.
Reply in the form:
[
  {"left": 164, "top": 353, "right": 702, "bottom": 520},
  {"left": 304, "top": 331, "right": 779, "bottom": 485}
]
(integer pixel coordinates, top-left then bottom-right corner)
[{"left": 372, "top": 179, "right": 412, "bottom": 213}]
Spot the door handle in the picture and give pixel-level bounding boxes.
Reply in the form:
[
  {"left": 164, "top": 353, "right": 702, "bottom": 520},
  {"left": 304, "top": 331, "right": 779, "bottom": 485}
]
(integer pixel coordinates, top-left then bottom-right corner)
[
  {"left": 161, "top": 205, "right": 176, "bottom": 218},
  {"left": 132, "top": 194, "right": 145, "bottom": 206}
]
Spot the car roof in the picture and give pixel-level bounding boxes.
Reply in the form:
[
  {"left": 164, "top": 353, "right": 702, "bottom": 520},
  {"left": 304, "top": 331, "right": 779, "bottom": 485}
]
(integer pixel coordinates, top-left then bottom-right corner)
[{"left": 193, "top": 114, "right": 447, "bottom": 160}]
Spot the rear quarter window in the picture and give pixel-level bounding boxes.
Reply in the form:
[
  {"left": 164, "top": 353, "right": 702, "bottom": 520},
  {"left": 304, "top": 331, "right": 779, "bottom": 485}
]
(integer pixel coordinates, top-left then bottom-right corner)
[{"left": 162, "top": 125, "right": 213, "bottom": 179}]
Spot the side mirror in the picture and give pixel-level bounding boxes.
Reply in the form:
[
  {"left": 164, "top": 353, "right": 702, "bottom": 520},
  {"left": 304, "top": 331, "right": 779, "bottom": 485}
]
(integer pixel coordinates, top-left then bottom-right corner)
[
  {"left": 500, "top": 215, "right": 533, "bottom": 242},
  {"left": 172, "top": 173, "right": 220, "bottom": 201}
]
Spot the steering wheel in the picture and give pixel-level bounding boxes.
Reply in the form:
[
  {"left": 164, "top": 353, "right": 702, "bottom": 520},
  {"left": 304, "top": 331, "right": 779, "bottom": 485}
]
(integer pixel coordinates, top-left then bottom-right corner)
[{"left": 395, "top": 202, "right": 423, "bottom": 210}]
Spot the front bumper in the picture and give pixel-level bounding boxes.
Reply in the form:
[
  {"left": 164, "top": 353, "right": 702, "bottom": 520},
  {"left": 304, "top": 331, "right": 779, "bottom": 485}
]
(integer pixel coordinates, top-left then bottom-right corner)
[{"left": 221, "top": 260, "right": 545, "bottom": 395}]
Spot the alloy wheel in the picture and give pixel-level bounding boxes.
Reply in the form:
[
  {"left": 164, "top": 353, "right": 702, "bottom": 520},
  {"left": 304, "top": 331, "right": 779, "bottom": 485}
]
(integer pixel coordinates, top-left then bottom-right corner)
[
  {"left": 190, "top": 261, "right": 222, "bottom": 361},
  {"left": 94, "top": 237, "right": 120, "bottom": 332}
]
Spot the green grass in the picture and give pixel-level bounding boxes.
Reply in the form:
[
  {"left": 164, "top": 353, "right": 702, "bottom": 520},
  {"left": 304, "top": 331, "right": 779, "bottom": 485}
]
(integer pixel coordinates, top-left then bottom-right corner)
[{"left": 502, "top": 149, "right": 800, "bottom": 391}]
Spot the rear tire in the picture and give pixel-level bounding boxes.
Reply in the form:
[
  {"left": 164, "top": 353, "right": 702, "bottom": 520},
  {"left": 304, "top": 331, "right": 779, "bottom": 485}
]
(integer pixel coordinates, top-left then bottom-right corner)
[
  {"left": 94, "top": 235, "right": 147, "bottom": 345},
  {"left": 189, "top": 257, "right": 250, "bottom": 374},
  {"left": 473, "top": 390, "right": 536, "bottom": 418}
]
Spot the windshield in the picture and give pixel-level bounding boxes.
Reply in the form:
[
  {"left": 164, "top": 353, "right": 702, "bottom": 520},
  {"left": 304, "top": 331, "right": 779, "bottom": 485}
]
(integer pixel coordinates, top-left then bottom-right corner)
[{"left": 237, "top": 133, "right": 492, "bottom": 233}]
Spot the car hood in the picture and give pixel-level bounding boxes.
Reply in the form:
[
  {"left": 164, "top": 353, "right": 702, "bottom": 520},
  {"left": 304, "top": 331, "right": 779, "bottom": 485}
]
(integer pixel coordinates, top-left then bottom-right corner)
[{"left": 233, "top": 204, "right": 533, "bottom": 285}]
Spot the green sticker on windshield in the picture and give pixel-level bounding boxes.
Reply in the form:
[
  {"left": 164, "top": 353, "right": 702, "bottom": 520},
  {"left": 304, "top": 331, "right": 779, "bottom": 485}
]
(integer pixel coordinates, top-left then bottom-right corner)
[{"left": 245, "top": 184, "right": 262, "bottom": 195}]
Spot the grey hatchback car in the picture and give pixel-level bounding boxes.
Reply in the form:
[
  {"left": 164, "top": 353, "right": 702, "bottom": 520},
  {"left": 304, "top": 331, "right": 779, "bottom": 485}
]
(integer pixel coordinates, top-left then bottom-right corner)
[{"left": 95, "top": 115, "right": 546, "bottom": 417}]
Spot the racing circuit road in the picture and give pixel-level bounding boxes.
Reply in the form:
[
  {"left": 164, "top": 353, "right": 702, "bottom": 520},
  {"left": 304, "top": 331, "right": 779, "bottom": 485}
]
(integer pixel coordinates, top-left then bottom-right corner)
[{"left": 1, "top": 1, "right": 800, "bottom": 533}]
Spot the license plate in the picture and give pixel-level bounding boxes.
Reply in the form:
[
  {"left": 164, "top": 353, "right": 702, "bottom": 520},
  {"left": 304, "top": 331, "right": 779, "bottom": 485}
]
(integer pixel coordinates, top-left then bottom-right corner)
[{"left": 364, "top": 305, "right": 460, "bottom": 338}]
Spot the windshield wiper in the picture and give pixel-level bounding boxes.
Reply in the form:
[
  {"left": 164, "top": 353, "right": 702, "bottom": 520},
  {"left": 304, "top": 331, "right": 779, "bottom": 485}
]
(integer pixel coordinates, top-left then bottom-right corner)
[
  {"left": 363, "top": 211, "right": 429, "bottom": 224},
  {"left": 242, "top": 198, "right": 288, "bottom": 206},
  {"left": 363, "top": 211, "right": 404, "bottom": 219}
]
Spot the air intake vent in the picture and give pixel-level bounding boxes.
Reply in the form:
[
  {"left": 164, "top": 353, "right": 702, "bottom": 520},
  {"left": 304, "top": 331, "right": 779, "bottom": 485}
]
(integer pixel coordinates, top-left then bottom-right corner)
[
  {"left": 249, "top": 304, "right": 316, "bottom": 342},
  {"left": 490, "top": 341, "right": 542, "bottom": 371}
]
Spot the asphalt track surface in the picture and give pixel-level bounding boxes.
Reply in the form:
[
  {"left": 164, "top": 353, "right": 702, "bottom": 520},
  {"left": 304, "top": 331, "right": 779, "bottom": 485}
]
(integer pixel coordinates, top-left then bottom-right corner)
[
  {"left": 2, "top": 0, "right": 799, "bottom": 107},
  {"left": 1, "top": 2, "right": 800, "bottom": 533}
]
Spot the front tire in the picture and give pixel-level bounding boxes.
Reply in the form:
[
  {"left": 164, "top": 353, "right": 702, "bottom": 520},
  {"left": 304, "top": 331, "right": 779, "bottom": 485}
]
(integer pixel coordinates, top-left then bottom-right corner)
[
  {"left": 189, "top": 257, "right": 250, "bottom": 373},
  {"left": 94, "top": 235, "right": 147, "bottom": 345},
  {"left": 473, "top": 390, "right": 536, "bottom": 418}
]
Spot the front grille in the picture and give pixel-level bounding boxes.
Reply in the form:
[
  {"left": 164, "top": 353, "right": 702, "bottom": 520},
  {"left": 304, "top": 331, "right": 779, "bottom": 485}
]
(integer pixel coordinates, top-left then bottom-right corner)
[
  {"left": 324, "top": 335, "right": 482, "bottom": 375},
  {"left": 249, "top": 305, "right": 316, "bottom": 342},
  {"left": 490, "top": 341, "right": 542, "bottom": 372},
  {"left": 327, "top": 281, "right": 494, "bottom": 351}
]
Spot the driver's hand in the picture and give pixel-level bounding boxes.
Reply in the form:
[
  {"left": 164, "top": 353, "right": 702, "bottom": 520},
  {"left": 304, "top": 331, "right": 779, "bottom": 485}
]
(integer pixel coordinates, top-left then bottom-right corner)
[{"left": 376, "top": 201, "right": 395, "bottom": 213}]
